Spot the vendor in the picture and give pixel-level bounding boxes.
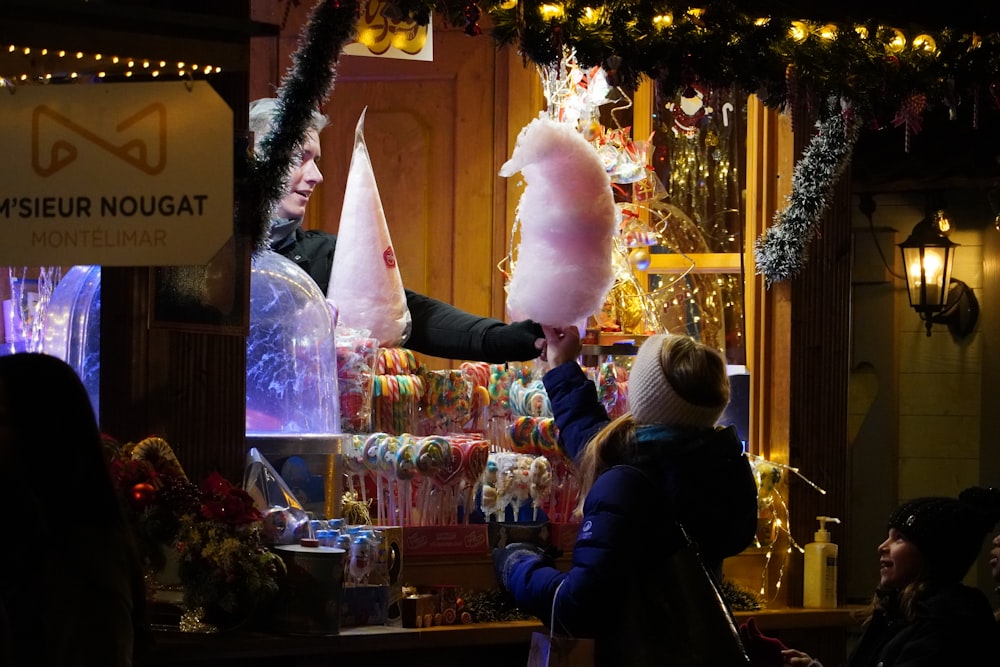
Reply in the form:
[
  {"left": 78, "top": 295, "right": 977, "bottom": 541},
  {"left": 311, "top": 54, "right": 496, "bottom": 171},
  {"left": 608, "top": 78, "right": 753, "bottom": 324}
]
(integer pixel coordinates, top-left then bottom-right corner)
[{"left": 249, "top": 98, "right": 543, "bottom": 363}]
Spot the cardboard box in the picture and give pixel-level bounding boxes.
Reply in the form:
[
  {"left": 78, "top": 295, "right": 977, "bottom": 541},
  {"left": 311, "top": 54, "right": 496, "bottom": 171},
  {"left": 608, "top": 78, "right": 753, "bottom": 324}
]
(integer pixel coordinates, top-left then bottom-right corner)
[{"left": 403, "top": 524, "right": 489, "bottom": 556}]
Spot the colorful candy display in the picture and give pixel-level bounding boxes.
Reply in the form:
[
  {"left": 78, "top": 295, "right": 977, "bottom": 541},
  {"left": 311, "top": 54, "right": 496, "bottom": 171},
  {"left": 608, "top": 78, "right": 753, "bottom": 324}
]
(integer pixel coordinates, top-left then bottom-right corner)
[{"left": 336, "top": 329, "right": 380, "bottom": 433}]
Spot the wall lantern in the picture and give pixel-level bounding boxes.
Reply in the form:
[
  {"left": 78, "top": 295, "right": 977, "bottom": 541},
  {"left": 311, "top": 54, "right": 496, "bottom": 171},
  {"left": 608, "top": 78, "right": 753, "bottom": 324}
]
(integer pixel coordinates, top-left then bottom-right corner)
[{"left": 897, "top": 210, "right": 979, "bottom": 338}]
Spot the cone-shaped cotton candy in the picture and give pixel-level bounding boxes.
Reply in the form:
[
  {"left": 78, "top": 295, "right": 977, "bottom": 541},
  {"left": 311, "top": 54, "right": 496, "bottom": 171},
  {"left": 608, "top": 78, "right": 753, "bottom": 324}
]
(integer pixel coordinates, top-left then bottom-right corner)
[
  {"left": 501, "top": 116, "right": 616, "bottom": 327},
  {"left": 328, "top": 109, "right": 411, "bottom": 347}
]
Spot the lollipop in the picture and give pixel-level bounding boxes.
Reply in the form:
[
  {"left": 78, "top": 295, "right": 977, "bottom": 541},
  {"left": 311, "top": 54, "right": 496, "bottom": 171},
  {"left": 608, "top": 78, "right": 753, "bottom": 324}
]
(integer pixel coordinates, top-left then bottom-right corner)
[
  {"left": 416, "top": 435, "right": 452, "bottom": 476},
  {"left": 509, "top": 416, "right": 539, "bottom": 455}
]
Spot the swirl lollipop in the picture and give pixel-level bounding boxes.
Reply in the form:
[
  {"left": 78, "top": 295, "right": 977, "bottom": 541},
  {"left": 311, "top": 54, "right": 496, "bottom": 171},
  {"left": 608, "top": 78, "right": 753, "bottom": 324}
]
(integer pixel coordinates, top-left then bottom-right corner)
[{"left": 416, "top": 435, "right": 451, "bottom": 477}]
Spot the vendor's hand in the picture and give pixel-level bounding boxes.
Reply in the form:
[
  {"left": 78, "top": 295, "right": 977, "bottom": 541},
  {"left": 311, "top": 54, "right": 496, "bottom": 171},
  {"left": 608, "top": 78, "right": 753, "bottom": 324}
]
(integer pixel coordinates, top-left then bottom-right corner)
[{"left": 540, "top": 325, "right": 582, "bottom": 367}]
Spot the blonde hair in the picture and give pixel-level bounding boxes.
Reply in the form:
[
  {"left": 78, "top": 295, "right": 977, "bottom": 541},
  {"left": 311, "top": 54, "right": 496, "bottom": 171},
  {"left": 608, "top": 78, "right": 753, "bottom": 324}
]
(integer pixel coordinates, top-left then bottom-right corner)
[
  {"left": 573, "top": 335, "right": 729, "bottom": 514},
  {"left": 248, "top": 97, "right": 329, "bottom": 156}
]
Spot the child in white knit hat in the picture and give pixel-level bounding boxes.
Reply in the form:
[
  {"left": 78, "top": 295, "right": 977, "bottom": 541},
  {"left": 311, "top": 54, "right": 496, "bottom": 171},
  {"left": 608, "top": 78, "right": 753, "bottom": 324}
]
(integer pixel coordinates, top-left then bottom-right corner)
[{"left": 494, "top": 325, "right": 758, "bottom": 667}]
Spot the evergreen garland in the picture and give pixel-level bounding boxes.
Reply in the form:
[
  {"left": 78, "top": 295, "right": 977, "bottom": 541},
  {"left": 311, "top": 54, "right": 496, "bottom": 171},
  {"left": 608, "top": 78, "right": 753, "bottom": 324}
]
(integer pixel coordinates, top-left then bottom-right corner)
[
  {"left": 243, "top": 0, "right": 362, "bottom": 254},
  {"left": 753, "top": 100, "right": 862, "bottom": 284}
]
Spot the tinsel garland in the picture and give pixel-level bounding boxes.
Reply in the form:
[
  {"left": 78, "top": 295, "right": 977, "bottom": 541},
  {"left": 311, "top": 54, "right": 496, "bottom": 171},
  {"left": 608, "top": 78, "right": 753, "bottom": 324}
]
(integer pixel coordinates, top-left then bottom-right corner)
[
  {"left": 753, "top": 100, "right": 862, "bottom": 284},
  {"left": 243, "top": 0, "right": 362, "bottom": 254}
]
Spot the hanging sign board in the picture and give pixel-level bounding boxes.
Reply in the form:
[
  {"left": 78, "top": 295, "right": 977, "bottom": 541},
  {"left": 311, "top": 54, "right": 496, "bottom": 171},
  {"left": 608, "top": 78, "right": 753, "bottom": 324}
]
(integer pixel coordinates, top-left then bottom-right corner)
[
  {"left": 0, "top": 80, "right": 233, "bottom": 266},
  {"left": 342, "top": 0, "right": 433, "bottom": 62}
]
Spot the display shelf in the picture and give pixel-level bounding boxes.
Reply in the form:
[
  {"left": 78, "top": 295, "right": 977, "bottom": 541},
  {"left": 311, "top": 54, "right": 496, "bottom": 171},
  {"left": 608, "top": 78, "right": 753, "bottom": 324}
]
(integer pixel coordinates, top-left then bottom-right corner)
[{"left": 144, "top": 607, "right": 863, "bottom": 666}]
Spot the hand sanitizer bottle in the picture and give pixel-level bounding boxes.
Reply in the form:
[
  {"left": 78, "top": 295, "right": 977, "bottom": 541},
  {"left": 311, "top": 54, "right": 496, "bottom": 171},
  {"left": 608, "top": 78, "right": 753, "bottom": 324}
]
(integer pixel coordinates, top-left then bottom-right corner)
[{"left": 803, "top": 516, "right": 840, "bottom": 608}]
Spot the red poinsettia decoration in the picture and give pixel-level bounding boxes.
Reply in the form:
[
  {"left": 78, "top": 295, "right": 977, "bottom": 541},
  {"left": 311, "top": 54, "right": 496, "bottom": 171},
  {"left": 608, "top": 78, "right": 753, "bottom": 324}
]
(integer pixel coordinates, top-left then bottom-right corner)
[{"left": 199, "top": 472, "right": 262, "bottom": 526}]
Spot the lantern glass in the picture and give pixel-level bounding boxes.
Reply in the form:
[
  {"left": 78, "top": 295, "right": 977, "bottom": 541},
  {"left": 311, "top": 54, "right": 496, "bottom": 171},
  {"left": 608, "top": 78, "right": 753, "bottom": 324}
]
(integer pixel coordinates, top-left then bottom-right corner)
[{"left": 898, "top": 214, "right": 957, "bottom": 315}]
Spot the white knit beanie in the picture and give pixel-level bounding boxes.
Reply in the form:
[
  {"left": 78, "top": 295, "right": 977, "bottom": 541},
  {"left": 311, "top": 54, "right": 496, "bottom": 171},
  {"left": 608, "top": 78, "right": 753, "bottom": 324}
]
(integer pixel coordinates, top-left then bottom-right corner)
[{"left": 627, "top": 334, "right": 728, "bottom": 428}]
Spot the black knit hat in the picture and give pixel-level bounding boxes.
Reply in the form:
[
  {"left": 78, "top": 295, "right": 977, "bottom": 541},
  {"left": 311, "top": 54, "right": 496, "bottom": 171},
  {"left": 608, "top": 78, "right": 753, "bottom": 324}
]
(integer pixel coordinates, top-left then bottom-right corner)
[{"left": 887, "top": 486, "right": 1000, "bottom": 583}]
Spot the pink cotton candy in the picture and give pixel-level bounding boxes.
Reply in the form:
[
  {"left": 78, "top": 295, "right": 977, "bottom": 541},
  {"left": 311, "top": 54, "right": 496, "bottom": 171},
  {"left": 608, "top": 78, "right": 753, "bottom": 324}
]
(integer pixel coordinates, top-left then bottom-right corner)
[
  {"left": 328, "top": 109, "right": 412, "bottom": 347},
  {"left": 500, "top": 117, "right": 616, "bottom": 327}
]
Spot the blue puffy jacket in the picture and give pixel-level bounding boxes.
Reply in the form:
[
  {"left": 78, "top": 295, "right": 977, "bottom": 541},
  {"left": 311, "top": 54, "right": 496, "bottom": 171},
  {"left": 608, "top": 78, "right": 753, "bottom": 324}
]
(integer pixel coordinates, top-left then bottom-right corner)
[{"left": 502, "top": 361, "right": 758, "bottom": 665}]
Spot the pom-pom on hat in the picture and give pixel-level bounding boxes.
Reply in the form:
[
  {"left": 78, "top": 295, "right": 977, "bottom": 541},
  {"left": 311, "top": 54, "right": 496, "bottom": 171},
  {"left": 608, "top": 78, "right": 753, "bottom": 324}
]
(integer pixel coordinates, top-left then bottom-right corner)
[
  {"left": 626, "top": 333, "right": 729, "bottom": 429},
  {"left": 887, "top": 486, "right": 1000, "bottom": 583}
]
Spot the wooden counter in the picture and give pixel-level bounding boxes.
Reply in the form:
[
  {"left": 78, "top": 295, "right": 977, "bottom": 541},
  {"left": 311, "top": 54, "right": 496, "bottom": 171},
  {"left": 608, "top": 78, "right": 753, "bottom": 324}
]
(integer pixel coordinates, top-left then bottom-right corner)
[{"left": 143, "top": 607, "right": 863, "bottom": 667}]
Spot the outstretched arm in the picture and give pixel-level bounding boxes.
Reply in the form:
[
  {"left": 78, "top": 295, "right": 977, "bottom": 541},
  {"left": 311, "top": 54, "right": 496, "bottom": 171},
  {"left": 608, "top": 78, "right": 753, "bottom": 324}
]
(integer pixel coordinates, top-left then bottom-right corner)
[{"left": 403, "top": 290, "right": 543, "bottom": 362}]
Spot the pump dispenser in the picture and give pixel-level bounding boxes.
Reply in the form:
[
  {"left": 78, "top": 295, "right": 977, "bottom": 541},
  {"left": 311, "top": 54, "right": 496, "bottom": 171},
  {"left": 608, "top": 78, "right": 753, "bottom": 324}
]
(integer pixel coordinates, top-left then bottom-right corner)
[{"left": 803, "top": 516, "right": 840, "bottom": 608}]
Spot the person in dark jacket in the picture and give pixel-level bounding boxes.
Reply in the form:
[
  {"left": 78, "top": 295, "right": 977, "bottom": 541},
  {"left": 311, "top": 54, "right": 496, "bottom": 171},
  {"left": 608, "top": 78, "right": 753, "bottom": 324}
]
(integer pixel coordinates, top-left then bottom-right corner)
[
  {"left": 493, "top": 326, "right": 758, "bottom": 666},
  {"left": 0, "top": 353, "right": 152, "bottom": 666},
  {"left": 779, "top": 487, "right": 1000, "bottom": 667},
  {"left": 249, "top": 98, "right": 543, "bottom": 363}
]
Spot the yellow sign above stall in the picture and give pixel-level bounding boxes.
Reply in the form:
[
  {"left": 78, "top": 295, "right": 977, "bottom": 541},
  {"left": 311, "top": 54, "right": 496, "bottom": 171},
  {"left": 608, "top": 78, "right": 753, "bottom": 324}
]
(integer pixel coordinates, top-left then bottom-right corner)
[{"left": 0, "top": 81, "right": 233, "bottom": 266}]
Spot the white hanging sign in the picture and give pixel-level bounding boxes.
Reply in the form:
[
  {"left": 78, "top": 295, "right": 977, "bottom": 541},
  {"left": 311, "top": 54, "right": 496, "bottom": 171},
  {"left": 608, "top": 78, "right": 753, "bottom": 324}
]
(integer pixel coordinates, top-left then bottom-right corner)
[{"left": 0, "top": 80, "right": 233, "bottom": 266}]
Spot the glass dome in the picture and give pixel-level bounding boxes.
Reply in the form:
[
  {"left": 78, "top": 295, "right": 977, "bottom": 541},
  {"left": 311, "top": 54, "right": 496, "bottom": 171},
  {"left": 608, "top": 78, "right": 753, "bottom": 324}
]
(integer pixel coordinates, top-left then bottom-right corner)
[
  {"left": 247, "top": 250, "right": 340, "bottom": 436},
  {"left": 42, "top": 265, "right": 102, "bottom": 417}
]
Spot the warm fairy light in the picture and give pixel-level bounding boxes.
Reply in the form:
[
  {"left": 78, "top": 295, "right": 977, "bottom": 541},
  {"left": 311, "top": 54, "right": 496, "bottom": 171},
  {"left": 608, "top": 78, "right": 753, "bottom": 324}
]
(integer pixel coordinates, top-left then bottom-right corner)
[
  {"left": 76, "top": 52, "right": 83, "bottom": 59},
  {"left": 7, "top": 45, "right": 14, "bottom": 53},
  {"left": 178, "top": 69, "right": 186, "bottom": 76},
  {"left": 142, "top": 60, "right": 150, "bottom": 68},
  {"left": 95, "top": 53, "right": 102, "bottom": 60},
  {"left": 539, "top": 4, "right": 564, "bottom": 20},
  {"left": 177, "top": 61, "right": 186, "bottom": 68},
  {"left": 652, "top": 13, "right": 673, "bottom": 28},
  {"left": 202, "top": 65, "right": 212, "bottom": 74},
  {"left": 58, "top": 50, "right": 65, "bottom": 57},
  {"left": 23, "top": 47, "right": 30, "bottom": 55},
  {"left": 499, "top": 0, "right": 517, "bottom": 8},
  {"left": 125, "top": 71, "right": 133, "bottom": 78},
  {"left": 112, "top": 56, "right": 119, "bottom": 64},
  {"left": 152, "top": 70, "right": 160, "bottom": 77},
  {"left": 913, "top": 34, "right": 937, "bottom": 54},
  {"left": 70, "top": 72, "right": 78, "bottom": 78},
  {"left": 886, "top": 28, "right": 906, "bottom": 53},
  {"left": 686, "top": 7, "right": 704, "bottom": 18},
  {"left": 754, "top": 17, "right": 769, "bottom": 26},
  {"left": 98, "top": 71, "right": 106, "bottom": 78},
  {"left": 213, "top": 66, "right": 222, "bottom": 73},
  {"left": 40, "top": 48, "right": 48, "bottom": 55},
  {"left": 128, "top": 59, "right": 135, "bottom": 67},
  {"left": 788, "top": 20, "right": 809, "bottom": 42},
  {"left": 818, "top": 24, "right": 837, "bottom": 40},
  {"left": 855, "top": 25, "right": 869, "bottom": 39},
  {"left": 159, "top": 60, "right": 166, "bottom": 67},
  {"left": 580, "top": 6, "right": 601, "bottom": 24}
]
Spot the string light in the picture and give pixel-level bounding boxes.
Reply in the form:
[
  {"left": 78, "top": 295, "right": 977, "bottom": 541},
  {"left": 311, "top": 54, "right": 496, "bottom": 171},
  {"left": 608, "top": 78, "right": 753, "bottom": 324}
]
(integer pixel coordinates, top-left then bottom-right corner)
[
  {"left": 539, "top": 4, "right": 564, "bottom": 20},
  {"left": 912, "top": 34, "right": 937, "bottom": 54},
  {"left": 0, "top": 42, "right": 223, "bottom": 83},
  {"left": 652, "top": 13, "right": 673, "bottom": 29}
]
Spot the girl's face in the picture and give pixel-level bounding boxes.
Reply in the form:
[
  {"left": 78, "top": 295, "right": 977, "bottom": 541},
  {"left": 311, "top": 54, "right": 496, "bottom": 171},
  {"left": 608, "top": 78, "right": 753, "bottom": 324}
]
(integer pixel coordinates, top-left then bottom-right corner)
[{"left": 878, "top": 528, "right": 925, "bottom": 590}]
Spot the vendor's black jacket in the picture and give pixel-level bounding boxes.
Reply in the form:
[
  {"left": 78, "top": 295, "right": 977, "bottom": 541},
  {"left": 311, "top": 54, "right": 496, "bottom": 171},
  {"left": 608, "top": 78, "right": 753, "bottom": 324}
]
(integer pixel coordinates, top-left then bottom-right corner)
[{"left": 275, "top": 228, "right": 541, "bottom": 362}]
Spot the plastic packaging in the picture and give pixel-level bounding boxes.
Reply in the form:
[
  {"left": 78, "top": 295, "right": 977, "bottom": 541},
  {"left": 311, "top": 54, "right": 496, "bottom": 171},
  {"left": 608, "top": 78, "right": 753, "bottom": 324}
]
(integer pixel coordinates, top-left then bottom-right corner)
[{"left": 803, "top": 516, "right": 840, "bottom": 608}]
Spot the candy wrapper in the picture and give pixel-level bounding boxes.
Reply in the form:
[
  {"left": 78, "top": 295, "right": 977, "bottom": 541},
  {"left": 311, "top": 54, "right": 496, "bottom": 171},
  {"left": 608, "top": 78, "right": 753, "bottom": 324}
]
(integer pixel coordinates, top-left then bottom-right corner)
[{"left": 243, "top": 447, "right": 311, "bottom": 545}]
